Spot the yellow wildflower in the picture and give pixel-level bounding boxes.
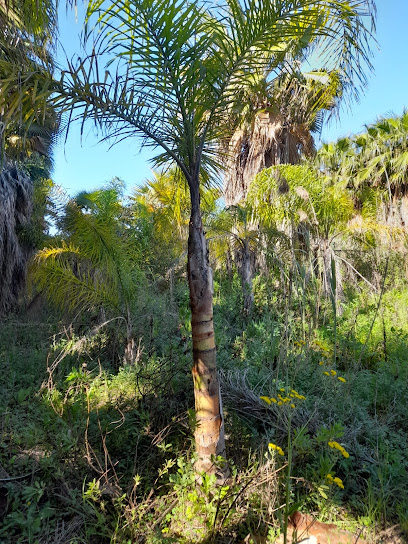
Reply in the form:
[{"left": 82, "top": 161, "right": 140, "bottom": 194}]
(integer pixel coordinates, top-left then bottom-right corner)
[
  {"left": 333, "top": 477, "right": 344, "bottom": 489},
  {"left": 290, "top": 404, "right": 295, "bottom": 409},
  {"left": 269, "top": 443, "right": 284, "bottom": 456},
  {"left": 279, "top": 388, "right": 286, "bottom": 392},
  {"left": 260, "top": 396, "right": 271, "bottom": 404},
  {"left": 270, "top": 397, "right": 277, "bottom": 403},
  {"left": 338, "top": 377, "right": 346, "bottom": 383},
  {"left": 277, "top": 401, "right": 283, "bottom": 406},
  {"left": 319, "top": 361, "right": 324, "bottom": 366},
  {"left": 324, "top": 371, "right": 330, "bottom": 376},
  {"left": 330, "top": 369, "right": 337, "bottom": 376},
  {"left": 328, "top": 441, "right": 350, "bottom": 458}
]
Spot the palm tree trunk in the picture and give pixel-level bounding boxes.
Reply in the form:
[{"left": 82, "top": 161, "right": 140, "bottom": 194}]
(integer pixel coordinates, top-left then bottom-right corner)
[{"left": 188, "top": 181, "right": 226, "bottom": 476}]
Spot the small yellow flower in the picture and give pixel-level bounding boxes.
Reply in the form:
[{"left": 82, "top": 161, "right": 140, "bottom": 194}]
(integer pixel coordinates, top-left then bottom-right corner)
[
  {"left": 279, "top": 388, "right": 286, "bottom": 392},
  {"left": 338, "top": 377, "right": 346, "bottom": 383},
  {"left": 326, "top": 473, "right": 334, "bottom": 481},
  {"left": 333, "top": 477, "right": 344, "bottom": 489},
  {"left": 270, "top": 397, "right": 277, "bottom": 403},
  {"left": 277, "top": 401, "right": 283, "bottom": 406},
  {"left": 330, "top": 369, "right": 337, "bottom": 376},
  {"left": 260, "top": 396, "right": 271, "bottom": 404},
  {"left": 319, "top": 361, "right": 324, "bottom": 366},
  {"left": 268, "top": 443, "right": 284, "bottom": 456},
  {"left": 328, "top": 441, "right": 350, "bottom": 458},
  {"left": 324, "top": 371, "right": 330, "bottom": 376},
  {"left": 297, "top": 394, "right": 306, "bottom": 400},
  {"left": 290, "top": 404, "right": 295, "bottom": 409}
]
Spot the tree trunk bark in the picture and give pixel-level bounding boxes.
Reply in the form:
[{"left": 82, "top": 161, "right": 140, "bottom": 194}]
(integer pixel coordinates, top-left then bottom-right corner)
[{"left": 188, "top": 181, "right": 227, "bottom": 476}]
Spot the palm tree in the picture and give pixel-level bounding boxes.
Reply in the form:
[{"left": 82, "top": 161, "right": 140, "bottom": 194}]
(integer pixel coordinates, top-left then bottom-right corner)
[
  {"left": 49, "top": 0, "right": 375, "bottom": 475},
  {"left": 0, "top": 0, "right": 59, "bottom": 314},
  {"left": 0, "top": 0, "right": 56, "bottom": 154},
  {"left": 134, "top": 169, "right": 219, "bottom": 251},
  {"left": 208, "top": 204, "right": 258, "bottom": 313},
  {"left": 0, "top": 165, "right": 33, "bottom": 314},
  {"left": 32, "top": 183, "right": 143, "bottom": 363},
  {"left": 223, "top": 69, "right": 343, "bottom": 204},
  {"left": 317, "top": 112, "right": 408, "bottom": 227},
  {"left": 248, "top": 164, "right": 355, "bottom": 297}
]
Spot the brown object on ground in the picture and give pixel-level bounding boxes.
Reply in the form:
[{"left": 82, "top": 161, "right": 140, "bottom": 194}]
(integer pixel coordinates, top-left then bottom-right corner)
[
  {"left": 283, "top": 512, "right": 368, "bottom": 544},
  {"left": 240, "top": 511, "right": 368, "bottom": 544}
]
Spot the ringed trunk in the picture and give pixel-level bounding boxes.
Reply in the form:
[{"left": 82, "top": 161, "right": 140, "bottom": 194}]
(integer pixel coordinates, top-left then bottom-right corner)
[{"left": 188, "top": 181, "right": 226, "bottom": 476}]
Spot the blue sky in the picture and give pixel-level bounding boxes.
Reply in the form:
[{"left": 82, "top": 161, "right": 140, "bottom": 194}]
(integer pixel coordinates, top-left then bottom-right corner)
[{"left": 52, "top": 1, "right": 408, "bottom": 196}]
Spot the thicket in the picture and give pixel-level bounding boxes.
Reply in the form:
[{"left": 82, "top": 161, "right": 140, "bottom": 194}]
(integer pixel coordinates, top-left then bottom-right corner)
[{"left": 1, "top": 158, "right": 408, "bottom": 542}]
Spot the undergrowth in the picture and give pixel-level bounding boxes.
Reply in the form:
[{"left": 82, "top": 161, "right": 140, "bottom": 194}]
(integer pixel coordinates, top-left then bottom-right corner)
[{"left": 1, "top": 276, "right": 408, "bottom": 543}]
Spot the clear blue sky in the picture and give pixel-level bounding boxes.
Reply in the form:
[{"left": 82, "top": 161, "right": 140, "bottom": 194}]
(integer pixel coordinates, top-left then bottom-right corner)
[{"left": 52, "top": 0, "right": 408, "bottom": 196}]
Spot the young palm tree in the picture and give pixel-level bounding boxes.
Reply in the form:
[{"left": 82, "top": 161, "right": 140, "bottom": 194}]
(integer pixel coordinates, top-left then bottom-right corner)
[
  {"left": 134, "top": 169, "right": 219, "bottom": 252},
  {"left": 32, "top": 184, "right": 143, "bottom": 362},
  {"left": 48, "top": 0, "right": 375, "bottom": 475}
]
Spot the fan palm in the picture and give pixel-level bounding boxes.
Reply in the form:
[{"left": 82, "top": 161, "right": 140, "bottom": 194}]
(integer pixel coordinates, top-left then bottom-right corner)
[
  {"left": 317, "top": 112, "right": 408, "bottom": 227},
  {"left": 48, "top": 0, "right": 375, "bottom": 474},
  {"left": 248, "top": 164, "right": 355, "bottom": 296},
  {"left": 0, "top": 0, "right": 58, "bottom": 313},
  {"left": 207, "top": 203, "right": 261, "bottom": 313},
  {"left": 0, "top": 165, "right": 33, "bottom": 314},
  {"left": 223, "top": 69, "right": 343, "bottom": 204}
]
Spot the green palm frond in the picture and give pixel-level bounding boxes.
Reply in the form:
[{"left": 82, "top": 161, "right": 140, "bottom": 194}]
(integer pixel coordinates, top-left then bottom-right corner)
[
  {"left": 52, "top": 0, "right": 375, "bottom": 186},
  {"left": 32, "top": 243, "right": 121, "bottom": 313},
  {"left": 32, "top": 186, "right": 141, "bottom": 315},
  {"left": 318, "top": 110, "right": 408, "bottom": 192}
]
